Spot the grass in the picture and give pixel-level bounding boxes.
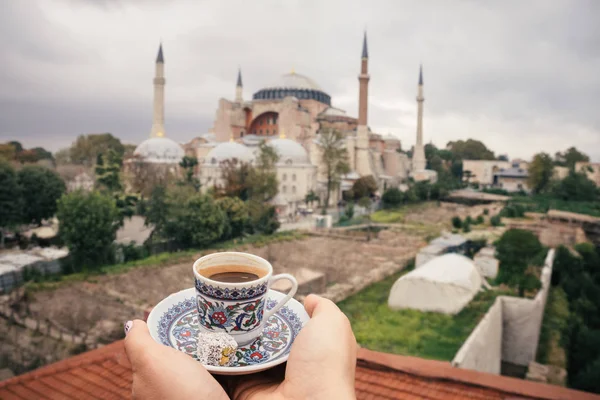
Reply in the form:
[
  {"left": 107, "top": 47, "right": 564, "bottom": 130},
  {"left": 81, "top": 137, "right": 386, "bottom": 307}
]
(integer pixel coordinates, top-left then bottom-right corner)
[
  {"left": 337, "top": 268, "right": 513, "bottom": 361},
  {"left": 536, "top": 286, "right": 569, "bottom": 367},
  {"left": 25, "top": 231, "right": 306, "bottom": 292},
  {"left": 371, "top": 209, "right": 405, "bottom": 224},
  {"left": 509, "top": 195, "right": 600, "bottom": 217}
]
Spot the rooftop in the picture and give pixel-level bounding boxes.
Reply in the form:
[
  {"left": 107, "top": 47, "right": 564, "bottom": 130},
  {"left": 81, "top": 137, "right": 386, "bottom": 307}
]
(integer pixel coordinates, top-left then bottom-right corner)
[{"left": 1, "top": 340, "right": 597, "bottom": 399}]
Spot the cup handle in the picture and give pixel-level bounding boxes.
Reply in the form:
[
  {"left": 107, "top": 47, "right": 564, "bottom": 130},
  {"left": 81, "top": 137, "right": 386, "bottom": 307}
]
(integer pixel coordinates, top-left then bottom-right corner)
[{"left": 264, "top": 273, "right": 298, "bottom": 321}]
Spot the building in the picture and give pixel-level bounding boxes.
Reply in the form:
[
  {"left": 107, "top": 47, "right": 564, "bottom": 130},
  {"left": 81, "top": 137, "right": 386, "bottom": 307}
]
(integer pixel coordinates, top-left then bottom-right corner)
[
  {"left": 129, "top": 44, "right": 185, "bottom": 168},
  {"left": 575, "top": 162, "right": 600, "bottom": 186},
  {"left": 493, "top": 162, "right": 530, "bottom": 192},
  {"left": 462, "top": 160, "right": 511, "bottom": 187},
  {"left": 203, "top": 32, "right": 430, "bottom": 204}
]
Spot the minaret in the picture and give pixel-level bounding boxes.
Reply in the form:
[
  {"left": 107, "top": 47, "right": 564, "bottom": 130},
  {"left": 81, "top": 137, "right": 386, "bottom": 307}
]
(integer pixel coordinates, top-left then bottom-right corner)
[
  {"left": 235, "top": 68, "right": 243, "bottom": 103},
  {"left": 150, "top": 44, "right": 166, "bottom": 138},
  {"left": 355, "top": 31, "right": 372, "bottom": 176},
  {"left": 412, "top": 65, "right": 426, "bottom": 171}
]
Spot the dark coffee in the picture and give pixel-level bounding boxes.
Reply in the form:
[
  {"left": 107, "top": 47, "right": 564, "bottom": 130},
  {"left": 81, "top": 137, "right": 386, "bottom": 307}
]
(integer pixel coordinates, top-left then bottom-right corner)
[
  {"left": 198, "top": 264, "right": 266, "bottom": 283},
  {"left": 208, "top": 271, "right": 259, "bottom": 283}
]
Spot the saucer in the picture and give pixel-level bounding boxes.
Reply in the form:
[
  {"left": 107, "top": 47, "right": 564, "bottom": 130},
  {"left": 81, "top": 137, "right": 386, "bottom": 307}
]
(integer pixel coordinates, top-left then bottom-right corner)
[{"left": 147, "top": 288, "right": 309, "bottom": 375}]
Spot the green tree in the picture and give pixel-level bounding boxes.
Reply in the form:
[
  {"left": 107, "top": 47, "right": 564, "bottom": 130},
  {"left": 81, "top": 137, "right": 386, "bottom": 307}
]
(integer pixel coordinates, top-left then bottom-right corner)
[
  {"left": 54, "top": 148, "right": 72, "bottom": 165},
  {"left": 57, "top": 191, "right": 121, "bottom": 271},
  {"left": 179, "top": 156, "right": 199, "bottom": 190},
  {"left": 219, "top": 160, "right": 253, "bottom": 201},
  {"left": 95, "top": 149, "right": 123, "bottom": 193},
  {"left": 247, "top": 142, "right": 279, "bottom": 202},
  {"left": 0, "top": 143, "right": 17, "bottom": 161},
  {"left": 162, "top": 187, "right": 226, "bottom": 248},
  {"left": 317, "top": 129, "right": 350, "bottom": 212},
  {"left": 70, "top": 133, "right": 125, "bottom": 166},
  {"left": 382, "top": 188, "right": 403, "bottom": 208},
  {"left": 446, "top": 139, "right": 495, "bottom": 160},
  {"left": 0, "top": 161, "right": 22, "bottom": 246},
  {"left": 552, "top": 171, "right": 597, "bottom": 201},
  {"left": 248, "top": 201, "right": 280, "bottom": 235},
  {"left": 555, "top": 147, "right": 589, "bottom": 170},
  {"left": 304, "top": 190, "right": 319, "bottom": 208},
  {"left": 527, "top": 153, "right": 555, "bottom": 193},
  {"left": 216, "top": 197, "right": 249, "bottom": 240},
  {"left": 17, "top": 165, "right": 66, "bottom": 225},
  {"left": 495, "top": 229, "right": 543, "bottom": 296},
  {"left": 351, "top": 175, "right": 377, "bottom": 200},
  {"left": 146, "top": 185, "right": 168, "bottom": 231},
  {"left": 451, "top": 216, "right": 462, "bottom": 229}
]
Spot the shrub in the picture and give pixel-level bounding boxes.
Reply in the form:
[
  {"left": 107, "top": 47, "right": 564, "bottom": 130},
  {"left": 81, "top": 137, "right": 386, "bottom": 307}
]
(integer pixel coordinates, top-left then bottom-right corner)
[
  {"left": 344, "top": 203, "right": 355, "bottom": 220},
  {"left": 465, "top": 216, "right": 474, "bottom": 225},
  {"left": 382, "top": 188, "right": 403, "bottom": 208},
  {"left": 483, "top": 208, "right": 489, "bottom": 215},
  {"left": 490, "top": 215, "right": 502, "bottom": 226},
  {"left": 475, "top": 215, "right": 484, "bottom": 225},
  {"left": 495, "top": 229, "right": 543, "bottom": 296},
  {"left": 462, "top": 222, "right": 471, "bottom": 233},
  {"left": 216, "top": 197, "right": 249, "bottom": 240},
  {"left": 249, "top": 202, "right": 280, "bottom": 235},
  {"left": 351, "top": 176, "right": 378, "bottom": 200},
  {"left": 451, "top": 216, "right": 462, "bottom": 229}
]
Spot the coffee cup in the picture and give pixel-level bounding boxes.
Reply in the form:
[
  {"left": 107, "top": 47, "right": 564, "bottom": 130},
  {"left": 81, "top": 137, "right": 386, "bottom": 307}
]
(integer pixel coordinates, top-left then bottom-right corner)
[{"left": 193, "top": 252, "right": 298, "bottom": 345}]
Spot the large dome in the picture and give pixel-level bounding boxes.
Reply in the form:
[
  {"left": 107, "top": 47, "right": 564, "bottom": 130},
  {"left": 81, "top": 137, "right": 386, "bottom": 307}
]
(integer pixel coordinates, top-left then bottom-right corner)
[
  {"left": 205, "top": 141, "right": 254, "bottom": 164},
  {"left": 253, "top": 72, "right": 331, "bottom": 106},
  {"left": 133, "top": 137, "right": 184, "bottom": 164},
  {"left": 268, "top": 138, "right": 310, "bottom": 165}
]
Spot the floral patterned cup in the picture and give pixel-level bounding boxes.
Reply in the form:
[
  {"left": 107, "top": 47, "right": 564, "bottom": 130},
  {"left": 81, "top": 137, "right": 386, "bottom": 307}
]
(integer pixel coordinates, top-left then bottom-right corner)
[{"left": 193, "top": 252, "right": 298, "bottom": 345}]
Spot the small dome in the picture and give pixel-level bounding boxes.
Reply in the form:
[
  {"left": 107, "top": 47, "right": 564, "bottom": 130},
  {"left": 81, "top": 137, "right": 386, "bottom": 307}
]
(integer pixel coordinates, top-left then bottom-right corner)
[
  {"left": 134, "top": 137, "right": 184, "bottom": 164},
  {"left": 268, "top": 138, "right": 310, "bottom": 165},
  {"left": 267, "top": 72, "right": 323, "bottom": 91},
  {"left": 205, "top": 142, "right": 254, "bottom": 164}
]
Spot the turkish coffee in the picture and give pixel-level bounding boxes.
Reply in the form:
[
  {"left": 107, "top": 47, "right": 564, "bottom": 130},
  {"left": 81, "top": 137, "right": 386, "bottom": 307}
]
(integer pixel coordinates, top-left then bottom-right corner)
[{"left": 198, "top": 264, "right": 266, "bottom": 283}]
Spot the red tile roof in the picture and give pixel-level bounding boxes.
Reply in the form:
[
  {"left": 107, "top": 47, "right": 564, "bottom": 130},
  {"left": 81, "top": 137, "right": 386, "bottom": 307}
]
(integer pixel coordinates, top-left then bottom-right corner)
[{"left": 1, "top": 342, "right": 599, "bottom": 400}]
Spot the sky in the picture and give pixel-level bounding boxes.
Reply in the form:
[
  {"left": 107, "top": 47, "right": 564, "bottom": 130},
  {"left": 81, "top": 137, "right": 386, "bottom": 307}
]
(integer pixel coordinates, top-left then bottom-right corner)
[{"left": 1, "top": 0, "right": 599, "bottom": 161}]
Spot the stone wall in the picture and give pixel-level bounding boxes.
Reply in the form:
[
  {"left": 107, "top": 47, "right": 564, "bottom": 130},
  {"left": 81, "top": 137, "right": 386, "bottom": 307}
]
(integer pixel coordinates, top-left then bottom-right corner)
[
  {"left": 451, "top": 297, "right": 503, "bottom": 374},
  {"left": 452, "top": 249, "right": 555, "bottom": 373}
]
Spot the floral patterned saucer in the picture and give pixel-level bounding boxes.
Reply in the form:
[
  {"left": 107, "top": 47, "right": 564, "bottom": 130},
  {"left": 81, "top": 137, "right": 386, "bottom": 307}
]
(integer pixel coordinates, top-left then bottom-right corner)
[{"left": 147, "top": 288, "right": 309, "bottom": 375}]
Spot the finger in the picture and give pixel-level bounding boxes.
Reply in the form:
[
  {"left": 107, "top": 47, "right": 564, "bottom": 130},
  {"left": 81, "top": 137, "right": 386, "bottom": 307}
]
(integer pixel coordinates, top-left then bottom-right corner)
[
  {"left": 124, "top": 320, "right": 159, "bottom": 367},
  {"left": 303, "top": 294, "right": 340, "bottom": 318}
]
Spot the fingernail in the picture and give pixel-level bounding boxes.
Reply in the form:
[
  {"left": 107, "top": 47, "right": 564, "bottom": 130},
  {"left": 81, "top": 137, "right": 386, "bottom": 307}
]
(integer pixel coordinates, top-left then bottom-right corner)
[{"left": 124, "top": 321, "right": 133, "bottom": 335}]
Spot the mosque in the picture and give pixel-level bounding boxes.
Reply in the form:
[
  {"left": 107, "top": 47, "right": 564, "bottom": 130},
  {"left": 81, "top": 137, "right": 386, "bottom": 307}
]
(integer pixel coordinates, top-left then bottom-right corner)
[{"left": 133, "top": 35, "right": 436, "bottom": 215}]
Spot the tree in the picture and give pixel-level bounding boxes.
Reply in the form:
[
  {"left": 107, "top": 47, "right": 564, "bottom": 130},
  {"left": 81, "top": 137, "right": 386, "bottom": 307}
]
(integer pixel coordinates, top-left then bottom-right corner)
[
  {"left": 451, "top": 216, "right": 462, "bottom": 229},
  {"left": 462, "top": 170, "right": 474, "bottom": 185},
  {"left": 527, "top": 153, "right": 555, "bottom": 194},
  {"left": 179, "top": 156, "right": 200, "bottom": 190},
  {"left": 57, "top": 191, "right": 121, "bottom": 271},
  {"left": 446, "top": 139, "right": 495, "bottom": 160},
  {"left": 162, "top": 187, "right": 226, "bottom": 248},
  {"left": 495, "top": 229, "right": 543, "bottom": 296},
  {"left": 0, "top": 161, "right": 22, "bottom": 246},
  {"left": 95, "top": 149, "right": 123, "bottom": 193},
  {"left": 248, "top": 202, "right": 280, "bottom": 235},
  {"left": 219, "top": 159, "right": 252, "bottom": 200},
  {"left": 146, "top": 185, "right": 168, "bottom": 231},
  {"left": 351, "top": 175, "right": 378, "bottom": 200},
  {"left": 247, "top": 142, "right": 279, "bottom": 202},
  {"left": 70, "top": 133, "right": 125, "bottom": 166},
  {"left": 304, "top": 190, "right": 319, "bottom": 208},
  {"left": 0, "top": 143, "right": 17, "bottom": 161},
  {"left": 317, "top": 129, "right": 350, "bottom": 212},
  {"left": 216, "top": 197, "right": 249, "bottom": 240},
  {"left": 555, "top": 147, "right": 589, "bottom": 170},
  {"left": 17, "top": 165, "right": 66, "bottom": 225},
  {"left": 382, "top": 188, "right": 403, "bottom": 208},
  {"left": 552, "top": 171, "right": 597, "bottom": 201},
  {"left": 127, "top": 155, "right": 176, "bottom": 198}
]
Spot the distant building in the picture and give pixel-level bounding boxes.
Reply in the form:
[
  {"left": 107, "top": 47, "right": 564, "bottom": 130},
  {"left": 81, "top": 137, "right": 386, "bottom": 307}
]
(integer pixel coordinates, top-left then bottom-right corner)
[
  {"left": 493, "top": 162, "right": 529, "bottom": 192},
  {"left": 553, "top": 166, "right": 569, "bottom": 180},
  {"left": 462, "top": 160, "right": 511, "bottom": 187}
]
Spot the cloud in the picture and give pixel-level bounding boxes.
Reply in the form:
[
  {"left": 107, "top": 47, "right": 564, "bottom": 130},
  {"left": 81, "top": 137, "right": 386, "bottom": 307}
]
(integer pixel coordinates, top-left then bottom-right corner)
[{"left": 0, "top": 0, "right": 599, "bottom": 161}]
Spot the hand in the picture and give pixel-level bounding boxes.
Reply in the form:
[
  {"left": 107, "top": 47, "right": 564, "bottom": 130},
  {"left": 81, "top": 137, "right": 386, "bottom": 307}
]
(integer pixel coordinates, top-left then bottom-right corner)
[
  {"left": 124, "top": 320, "right": 229, "bottom": 400},
  {"left": 230, "top": 294, "right": 357, "bottom": 400},
  {"left": 124, "top": 294, "right": 357, "bottom": 400}
]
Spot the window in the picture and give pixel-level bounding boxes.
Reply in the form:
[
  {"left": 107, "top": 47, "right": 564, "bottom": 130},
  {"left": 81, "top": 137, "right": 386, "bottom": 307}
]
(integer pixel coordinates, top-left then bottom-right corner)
[
  {"left": 266, "top": 130, "right": 269, "bottom": 135},
  {"left": 240, "top": 131, "right": 244, "bottom": 137},
  {"left": 259, "top": 130, "right": 262, "bottom": 135},
  {"left": 282, "top": 185, "right": 287, "bottom": 193},
  {"left": 286, "top": 159, "right": 293, "bottom": 165},
  {"left": 292, "top": 186, "right": 296, "bottom": 194},
  {"left": 292, "top": 174, "right": 296, "bottom": 181},
  {"left": 282, "top": 173, "right": 287, "bottom": 181}
]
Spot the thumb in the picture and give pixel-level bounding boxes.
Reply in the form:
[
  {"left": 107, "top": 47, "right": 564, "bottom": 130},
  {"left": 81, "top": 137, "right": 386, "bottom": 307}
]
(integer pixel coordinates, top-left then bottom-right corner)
[{"left": 124, "top": 320, "right": 160, "bottom": 368}]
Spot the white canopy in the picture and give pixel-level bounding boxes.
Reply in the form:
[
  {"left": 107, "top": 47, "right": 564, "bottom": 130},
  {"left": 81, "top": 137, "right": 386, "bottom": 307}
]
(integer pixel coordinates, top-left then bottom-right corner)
[{"left": 388, "top": 253, "right": 485, "bottom": 315}]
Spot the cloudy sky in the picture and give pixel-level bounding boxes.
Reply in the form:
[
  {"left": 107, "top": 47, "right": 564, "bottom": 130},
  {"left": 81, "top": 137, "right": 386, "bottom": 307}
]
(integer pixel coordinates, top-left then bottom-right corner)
[{"left": 1, "top": 0, "right": 599, "bottom": 161}]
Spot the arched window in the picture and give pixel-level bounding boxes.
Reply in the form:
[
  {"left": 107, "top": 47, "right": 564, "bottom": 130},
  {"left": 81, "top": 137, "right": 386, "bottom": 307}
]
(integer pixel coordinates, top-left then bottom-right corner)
[
  {"left": 286, "top": 159, "right": 293, "bottom": 165},
  {"left": 292, "top": 186, "right": 296, "bottom": 194},
  {"left": 282, "top": 185, "right": 287, "bottom": 193},
  {"left": 292, "top": 174, "right": 296, "bottom": 181},
  {"left": 282, "top": 173, "right": 287, "bottom": 181}
]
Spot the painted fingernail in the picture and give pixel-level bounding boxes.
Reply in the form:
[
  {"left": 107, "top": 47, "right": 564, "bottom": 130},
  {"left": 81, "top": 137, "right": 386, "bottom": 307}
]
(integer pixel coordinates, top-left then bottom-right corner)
[{"left": 124, "top": 321, "right": 133, "bottom": 335}]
